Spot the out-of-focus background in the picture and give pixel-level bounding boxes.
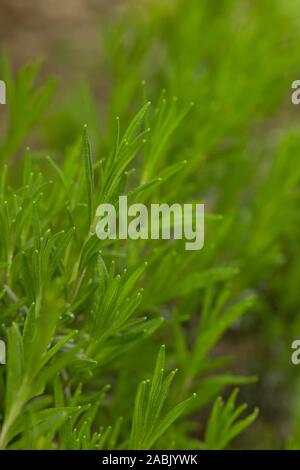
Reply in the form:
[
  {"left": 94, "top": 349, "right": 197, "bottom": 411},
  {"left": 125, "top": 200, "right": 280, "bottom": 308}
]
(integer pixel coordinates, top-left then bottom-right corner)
[
  {"left": 2, "top": 0, "right": 300, "bottom": 450},
  {"left": 0, "top": 0, "right": 122, "bottom": 87},
  {"left": 1, "top": 0, "right": 117, "bottom": 64}
]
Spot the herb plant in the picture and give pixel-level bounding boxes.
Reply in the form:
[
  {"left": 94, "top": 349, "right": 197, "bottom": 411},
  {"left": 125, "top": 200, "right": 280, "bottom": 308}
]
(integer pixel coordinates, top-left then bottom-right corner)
[{"left": 0, "top": 0, "right": 300, "bottom": 450}]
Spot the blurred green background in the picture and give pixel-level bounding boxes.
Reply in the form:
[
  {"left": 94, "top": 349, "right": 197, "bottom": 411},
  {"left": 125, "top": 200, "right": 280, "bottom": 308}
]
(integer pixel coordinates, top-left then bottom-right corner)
[{"left": 2, "top": 0, "right": 300, "bottom": 449}]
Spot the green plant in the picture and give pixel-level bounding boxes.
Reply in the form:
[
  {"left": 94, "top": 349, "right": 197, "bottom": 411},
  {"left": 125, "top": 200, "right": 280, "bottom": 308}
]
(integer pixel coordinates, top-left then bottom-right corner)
[{"left": 0, "top": 0, "right": 300, "bottom": 450}]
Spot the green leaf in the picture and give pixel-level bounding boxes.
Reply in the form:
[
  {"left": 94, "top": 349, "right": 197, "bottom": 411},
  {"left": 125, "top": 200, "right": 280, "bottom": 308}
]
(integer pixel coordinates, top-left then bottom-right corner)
[{"left": 5, "top": 324, "right": 24, "bottom": 415}]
